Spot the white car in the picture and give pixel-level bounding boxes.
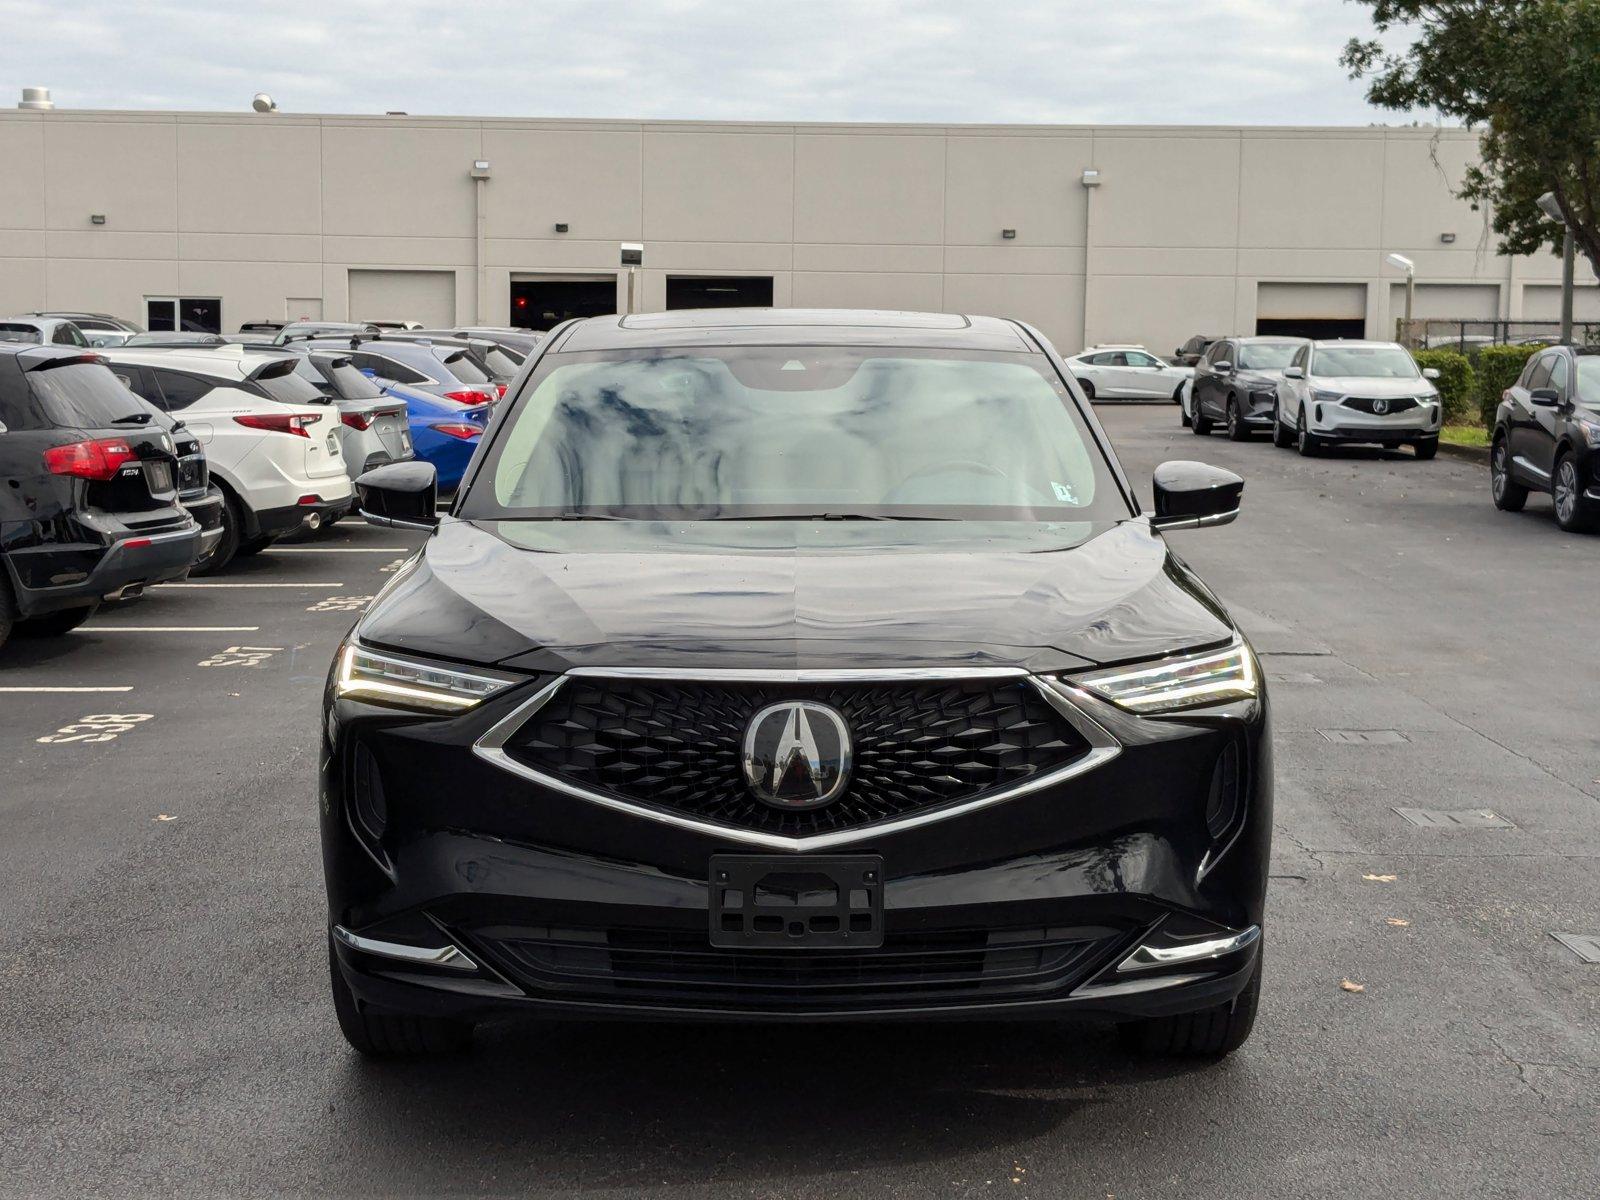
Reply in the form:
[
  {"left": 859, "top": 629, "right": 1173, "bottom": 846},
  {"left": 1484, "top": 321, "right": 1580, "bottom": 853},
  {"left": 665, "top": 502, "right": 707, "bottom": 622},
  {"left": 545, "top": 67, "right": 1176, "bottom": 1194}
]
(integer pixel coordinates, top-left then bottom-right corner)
[
  {"left": 1276, "top": 340, "right": 1442, "bottom": 460},
  {"left": 1064, "top": 345, "right": 1191, "bottom": 402},
  {"left": 99, "top": 345, "right": 354, "bottom": 571}
]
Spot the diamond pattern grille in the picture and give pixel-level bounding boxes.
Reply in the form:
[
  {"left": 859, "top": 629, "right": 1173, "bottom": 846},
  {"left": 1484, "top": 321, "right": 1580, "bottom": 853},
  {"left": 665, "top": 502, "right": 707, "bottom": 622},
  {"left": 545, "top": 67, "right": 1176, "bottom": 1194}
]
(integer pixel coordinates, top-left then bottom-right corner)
[{"left": 504, "top": 678, "right": 1088, "bottom": 836}]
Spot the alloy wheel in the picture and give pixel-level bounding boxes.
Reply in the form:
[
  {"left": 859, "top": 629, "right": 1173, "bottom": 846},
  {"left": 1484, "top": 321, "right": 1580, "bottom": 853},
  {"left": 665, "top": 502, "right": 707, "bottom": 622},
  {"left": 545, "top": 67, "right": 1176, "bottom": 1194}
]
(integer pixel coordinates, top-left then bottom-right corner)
[
  {"left": 1491, "top": 444, "right": 1508, "bottom": 502},
  {"left": 1555, "top": 459, "right": 1577, "bottom": 524}
]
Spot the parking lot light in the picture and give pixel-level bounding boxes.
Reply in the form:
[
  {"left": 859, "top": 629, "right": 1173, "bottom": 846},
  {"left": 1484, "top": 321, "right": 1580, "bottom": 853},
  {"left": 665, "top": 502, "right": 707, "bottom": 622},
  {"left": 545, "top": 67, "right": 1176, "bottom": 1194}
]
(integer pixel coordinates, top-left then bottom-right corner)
[
  {"left": 1537, "top": 191, "right": 1575, "bottom": 344},
  {"left": 1385, "top": 252, "right": 1416, "bottom": 328}
]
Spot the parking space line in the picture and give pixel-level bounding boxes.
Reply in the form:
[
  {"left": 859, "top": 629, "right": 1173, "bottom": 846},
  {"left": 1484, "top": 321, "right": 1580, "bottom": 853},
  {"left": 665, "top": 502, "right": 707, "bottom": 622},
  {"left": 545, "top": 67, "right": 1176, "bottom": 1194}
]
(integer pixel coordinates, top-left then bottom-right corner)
[
  {"left": 80, "top": 625, "right": 262, "bottom": 633},
  {"left": 157, "top": 582, "right": 345, "bottom": 589},
  {"left": 0, "top": 686, "right": 134, "bottom": 693}
]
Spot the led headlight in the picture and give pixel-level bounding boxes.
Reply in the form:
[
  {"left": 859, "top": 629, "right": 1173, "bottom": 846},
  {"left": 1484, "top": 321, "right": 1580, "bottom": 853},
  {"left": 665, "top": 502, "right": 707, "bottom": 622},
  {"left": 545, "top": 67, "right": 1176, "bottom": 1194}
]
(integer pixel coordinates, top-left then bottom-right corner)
[
  {"left": 1070, "top": 642, "right": 1258, "bottom": 715},
  {"left": 1576, "top": 416, "right": 1600, "bottom": 448},
  {"left": 1311, "top": 389, "right": 1344, "bottom": 405},
  {"left": 335, "top": 644, "right": 521, "bottom": 712}
]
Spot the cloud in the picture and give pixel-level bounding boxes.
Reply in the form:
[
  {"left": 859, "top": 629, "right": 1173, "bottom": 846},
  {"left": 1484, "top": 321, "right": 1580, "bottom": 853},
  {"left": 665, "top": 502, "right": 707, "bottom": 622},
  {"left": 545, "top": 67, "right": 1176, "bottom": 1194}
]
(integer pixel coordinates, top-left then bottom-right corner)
[{"left": 0, "top": 0, "right": 1408, "bottom": 124}]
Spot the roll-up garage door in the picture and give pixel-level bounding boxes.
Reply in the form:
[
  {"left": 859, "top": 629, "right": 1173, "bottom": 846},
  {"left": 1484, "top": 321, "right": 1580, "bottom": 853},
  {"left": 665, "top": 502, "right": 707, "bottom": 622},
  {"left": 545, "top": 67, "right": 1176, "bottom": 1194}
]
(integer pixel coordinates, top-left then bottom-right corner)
[
  {"left": 1387, "top": 283, "right": 1499, "bottom": 320},
  {"left": 348, "top": 269, "right": 456, "bottom": 327},
  {"left": 1255, "top": 282, "right": 1367, "bottom": 339}
]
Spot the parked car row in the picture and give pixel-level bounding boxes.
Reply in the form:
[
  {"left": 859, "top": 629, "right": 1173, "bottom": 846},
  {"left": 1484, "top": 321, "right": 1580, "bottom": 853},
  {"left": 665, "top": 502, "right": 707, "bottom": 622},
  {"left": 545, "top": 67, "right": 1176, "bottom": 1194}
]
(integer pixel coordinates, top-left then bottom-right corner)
[
  {"left": 1182, "top": 336, "right": 1443, "bottom": 460},
  {"left": 0, "top": 310, "right": 538, "bottom": 651}
]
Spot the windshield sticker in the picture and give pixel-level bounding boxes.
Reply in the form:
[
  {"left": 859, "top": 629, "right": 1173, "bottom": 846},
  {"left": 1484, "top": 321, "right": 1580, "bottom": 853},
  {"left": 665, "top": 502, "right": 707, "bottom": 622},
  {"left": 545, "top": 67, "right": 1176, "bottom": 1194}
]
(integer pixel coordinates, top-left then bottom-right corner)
[{"left": 1051, "top": 481, "right": 1078, "bottom": 503}]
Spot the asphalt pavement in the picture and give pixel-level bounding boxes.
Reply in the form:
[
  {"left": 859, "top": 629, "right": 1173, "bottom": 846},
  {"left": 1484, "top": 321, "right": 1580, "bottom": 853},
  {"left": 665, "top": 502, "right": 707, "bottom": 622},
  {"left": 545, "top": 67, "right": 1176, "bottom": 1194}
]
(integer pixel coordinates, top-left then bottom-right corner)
[{"left": 1, "top": 405, "right": 1596, "bottom": 1198}]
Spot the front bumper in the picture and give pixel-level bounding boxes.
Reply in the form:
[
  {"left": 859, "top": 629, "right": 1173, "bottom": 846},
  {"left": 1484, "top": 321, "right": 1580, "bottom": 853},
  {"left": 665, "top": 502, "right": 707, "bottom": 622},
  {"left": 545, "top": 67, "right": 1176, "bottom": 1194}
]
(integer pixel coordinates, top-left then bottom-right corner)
[{"left": 321, "top": 668, "right": 1272, "bottom": 1025}]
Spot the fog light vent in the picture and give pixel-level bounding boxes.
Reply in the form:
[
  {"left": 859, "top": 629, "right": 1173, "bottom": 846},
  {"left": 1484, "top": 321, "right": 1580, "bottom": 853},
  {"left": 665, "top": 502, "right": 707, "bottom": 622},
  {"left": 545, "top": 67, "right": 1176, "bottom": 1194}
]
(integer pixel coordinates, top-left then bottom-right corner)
[
  {"left": 352, "top": 742, "right": 389, "bottom": 842},
  {"left": 1204, "top": 741, "right": 1241, "bottom": 841}
]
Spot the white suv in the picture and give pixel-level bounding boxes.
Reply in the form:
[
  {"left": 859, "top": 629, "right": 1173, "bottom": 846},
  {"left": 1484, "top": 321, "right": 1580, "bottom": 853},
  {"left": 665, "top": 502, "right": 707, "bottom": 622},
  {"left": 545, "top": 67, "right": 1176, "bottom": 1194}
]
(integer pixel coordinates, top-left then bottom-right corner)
[
  {"left": 1277, "top": 340, "right": 1442, "bottom": 459},
  {"left": 99, "top": 345, "right": 354, "bottom": 571},
  {"left": 1063, "top": 344, "right": 1191, "bottom": 402}
]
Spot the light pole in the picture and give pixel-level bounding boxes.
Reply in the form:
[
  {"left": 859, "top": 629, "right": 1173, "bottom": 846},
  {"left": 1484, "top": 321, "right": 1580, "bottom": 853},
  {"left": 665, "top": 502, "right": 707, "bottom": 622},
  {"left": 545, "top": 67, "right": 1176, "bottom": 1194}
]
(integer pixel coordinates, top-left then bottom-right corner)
[
  {"left": 1385, "top": 252, "right": 1416, "bottom": 340},
  {"left": 1536, "top": 191, "right": 1575, "bottom": 344}
]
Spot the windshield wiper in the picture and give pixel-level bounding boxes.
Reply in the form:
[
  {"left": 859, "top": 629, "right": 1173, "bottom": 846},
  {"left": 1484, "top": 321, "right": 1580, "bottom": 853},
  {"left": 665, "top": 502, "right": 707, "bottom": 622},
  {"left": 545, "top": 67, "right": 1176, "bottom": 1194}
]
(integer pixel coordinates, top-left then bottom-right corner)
[{"left": 706, "top": 512, "right": 957, "bottom": 522}]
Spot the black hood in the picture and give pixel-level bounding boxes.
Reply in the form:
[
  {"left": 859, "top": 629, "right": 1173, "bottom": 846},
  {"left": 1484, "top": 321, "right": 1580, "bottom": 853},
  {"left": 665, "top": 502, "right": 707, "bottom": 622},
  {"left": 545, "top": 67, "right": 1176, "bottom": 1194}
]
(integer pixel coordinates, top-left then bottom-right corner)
[{"left": 357, "top": 518, "right": 1237, "bottom": 676}]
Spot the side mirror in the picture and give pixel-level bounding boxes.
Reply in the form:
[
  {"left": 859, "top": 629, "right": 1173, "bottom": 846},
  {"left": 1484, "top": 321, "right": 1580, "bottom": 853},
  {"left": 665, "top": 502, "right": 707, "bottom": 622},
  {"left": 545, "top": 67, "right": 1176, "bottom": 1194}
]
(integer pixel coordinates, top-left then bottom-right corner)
[
  {"left": 1151, "top": 461, "right": 1243, "bottom": 531},
  {"left": 356, "top": 460, "right": 438, "bottom": 530},
  {"left": 1284, "top": 366, "right": 1305, "bottom": 379},
  {"left": 1421, "top": 367, "right": 1441, "bottom": 381},
  {"left": 1213, "top": 360, "right": 1234, "bottom": 374},
  {"left": 1529, "top": 387, "right": 1560, "bottom": 408}
]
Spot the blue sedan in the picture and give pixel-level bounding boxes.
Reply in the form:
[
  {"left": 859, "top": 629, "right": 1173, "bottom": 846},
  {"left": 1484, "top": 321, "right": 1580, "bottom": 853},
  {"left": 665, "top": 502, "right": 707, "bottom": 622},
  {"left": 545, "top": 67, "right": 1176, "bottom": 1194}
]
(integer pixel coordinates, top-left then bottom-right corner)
[{"left": 359, "top": 370, "right": 489, "bottom": 491}]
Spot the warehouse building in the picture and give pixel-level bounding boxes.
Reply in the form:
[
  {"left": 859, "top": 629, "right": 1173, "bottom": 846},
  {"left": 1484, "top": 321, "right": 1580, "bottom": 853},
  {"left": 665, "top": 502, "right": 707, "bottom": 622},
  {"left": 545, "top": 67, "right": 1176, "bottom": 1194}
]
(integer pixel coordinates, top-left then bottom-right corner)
[{"left": 1, "top": 97, "right": 1596, "bottom": 353}]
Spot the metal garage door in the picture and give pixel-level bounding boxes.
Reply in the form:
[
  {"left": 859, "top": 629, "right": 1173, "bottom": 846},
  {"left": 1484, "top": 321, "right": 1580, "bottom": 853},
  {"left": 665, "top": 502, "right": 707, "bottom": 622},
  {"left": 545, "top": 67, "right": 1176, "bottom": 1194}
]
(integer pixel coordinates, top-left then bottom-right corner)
[
  {"left": 348, "top": 269, "right": 456, "bottom": 327},
  {"left": 1388, "top": 283, "right": 1499, "bottom": 320},
  {"left": 1522, "top": 283, "right": 1600, "bottom": 321},
  {"left": 1255, "top": 282, "right": 1367, "bottom": 339}
]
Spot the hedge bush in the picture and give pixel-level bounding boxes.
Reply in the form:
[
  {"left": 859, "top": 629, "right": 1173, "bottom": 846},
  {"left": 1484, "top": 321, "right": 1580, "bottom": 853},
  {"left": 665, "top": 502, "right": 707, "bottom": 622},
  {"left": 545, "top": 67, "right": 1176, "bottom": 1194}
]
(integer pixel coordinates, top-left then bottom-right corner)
[
  {"left": 1471, "top": 343, "right": 1546, "bottom": 430},
  {"left": 1411, "top": 349, "right": 1476, "bottom": 424}
]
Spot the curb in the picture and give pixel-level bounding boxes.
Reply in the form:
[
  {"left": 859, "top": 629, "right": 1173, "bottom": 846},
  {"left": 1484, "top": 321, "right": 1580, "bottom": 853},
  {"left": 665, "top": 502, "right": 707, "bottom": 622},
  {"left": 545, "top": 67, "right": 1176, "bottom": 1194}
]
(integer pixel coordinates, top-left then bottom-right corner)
[{"left": 1438, "top": 440, "right": 1489, "bottom": 465}]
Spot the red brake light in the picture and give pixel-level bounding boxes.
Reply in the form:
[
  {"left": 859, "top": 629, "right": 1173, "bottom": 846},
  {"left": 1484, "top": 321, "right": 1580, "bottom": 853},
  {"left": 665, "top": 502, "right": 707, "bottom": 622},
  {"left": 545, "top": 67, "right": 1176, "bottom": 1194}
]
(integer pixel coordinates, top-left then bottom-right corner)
[
  {"left": 43, "top": 437, "right": 138, "bottom": 480},
  {"left": 495, "top": 383, "right": 507, "bottom": 399},
  {"left": 432, "top": 423, "right": 481, "bottom": 440},
  {"left": 341, "top": 411, "right": 374, "bottom": 431},
  {"left": 234, "top": 412, "right": 314, "bottom": 438},
  {"left": 442, "top": 389, "right": 486, "bottom": 405}
]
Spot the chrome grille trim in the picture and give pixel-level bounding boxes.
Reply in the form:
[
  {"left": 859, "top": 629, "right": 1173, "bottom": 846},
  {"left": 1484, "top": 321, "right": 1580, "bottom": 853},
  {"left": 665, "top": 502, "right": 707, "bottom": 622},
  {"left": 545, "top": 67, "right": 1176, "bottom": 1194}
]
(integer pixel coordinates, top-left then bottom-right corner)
[{"left": 472, "top": 672, "right": 1121, "bottom": 852}]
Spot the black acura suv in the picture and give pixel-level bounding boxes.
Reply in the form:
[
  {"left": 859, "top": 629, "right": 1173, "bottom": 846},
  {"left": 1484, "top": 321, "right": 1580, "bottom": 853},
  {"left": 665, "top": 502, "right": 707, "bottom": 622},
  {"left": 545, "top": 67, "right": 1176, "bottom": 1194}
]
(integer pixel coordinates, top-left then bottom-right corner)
[{"left": 323, "top": 309, "right": 1270, "bottom": 1059}]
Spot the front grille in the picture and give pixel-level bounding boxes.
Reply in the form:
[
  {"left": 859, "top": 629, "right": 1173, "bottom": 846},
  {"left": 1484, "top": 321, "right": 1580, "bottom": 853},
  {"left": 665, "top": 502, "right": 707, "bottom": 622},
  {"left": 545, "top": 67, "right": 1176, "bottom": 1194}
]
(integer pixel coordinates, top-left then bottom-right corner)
[
  {"left": 483, "top": 924, "right": 1111, "bottom": 1008},
  {"left": 503, "top": 677, "right": 1088, "bottom": 836},
  {"left": 1343, "top": 396, "right": 1419, "bottom": 415}
]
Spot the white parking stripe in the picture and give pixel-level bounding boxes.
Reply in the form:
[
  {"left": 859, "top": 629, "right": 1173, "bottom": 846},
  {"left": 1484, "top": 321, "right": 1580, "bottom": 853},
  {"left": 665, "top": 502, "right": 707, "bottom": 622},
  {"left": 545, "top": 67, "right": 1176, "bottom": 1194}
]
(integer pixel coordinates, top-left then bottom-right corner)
[
  {"left": 0, "top": 686, "right": 134, "bottom": 693},
  {"left": 265, "top": 547, "right": 411, "bottom": 554},
  {"left": 156, "top": 582, "right": 344, "bottom": 589},
  {"left": 80, "top": 626, "right": 262, "bottom": 633}
]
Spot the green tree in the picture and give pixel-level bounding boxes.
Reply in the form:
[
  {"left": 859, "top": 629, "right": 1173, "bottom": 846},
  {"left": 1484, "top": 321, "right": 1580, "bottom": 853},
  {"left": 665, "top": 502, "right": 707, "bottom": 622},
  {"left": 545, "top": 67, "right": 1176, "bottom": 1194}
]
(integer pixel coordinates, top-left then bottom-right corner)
[{"left": 1343, "top": 1, "right": 1600, "bottom": 276}]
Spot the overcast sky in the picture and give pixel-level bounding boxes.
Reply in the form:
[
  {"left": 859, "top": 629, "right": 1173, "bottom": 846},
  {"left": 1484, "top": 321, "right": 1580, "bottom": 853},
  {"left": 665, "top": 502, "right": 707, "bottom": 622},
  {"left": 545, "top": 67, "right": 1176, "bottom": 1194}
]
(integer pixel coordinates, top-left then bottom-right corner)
[{"left": 0, "top": 0, "right": 1419, "bottom": 126}]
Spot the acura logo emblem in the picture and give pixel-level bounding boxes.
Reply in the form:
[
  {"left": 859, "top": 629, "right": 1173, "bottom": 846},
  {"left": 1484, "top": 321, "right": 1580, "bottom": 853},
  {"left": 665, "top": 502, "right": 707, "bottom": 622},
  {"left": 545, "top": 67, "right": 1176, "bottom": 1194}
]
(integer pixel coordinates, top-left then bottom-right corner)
[
  {"left": 1372, "top": 398, "right": 1390, "bottom": 415},
  {"left": 742, "top": 702, "right": 852, "bottom": 810}
]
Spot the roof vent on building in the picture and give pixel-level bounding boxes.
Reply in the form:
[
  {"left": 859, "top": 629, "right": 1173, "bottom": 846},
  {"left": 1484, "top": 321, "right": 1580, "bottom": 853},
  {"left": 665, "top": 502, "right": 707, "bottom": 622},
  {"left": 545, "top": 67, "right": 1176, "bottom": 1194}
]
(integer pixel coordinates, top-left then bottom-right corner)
[{"left": 19, "top": 87, "right": 54, "bottom": 111}]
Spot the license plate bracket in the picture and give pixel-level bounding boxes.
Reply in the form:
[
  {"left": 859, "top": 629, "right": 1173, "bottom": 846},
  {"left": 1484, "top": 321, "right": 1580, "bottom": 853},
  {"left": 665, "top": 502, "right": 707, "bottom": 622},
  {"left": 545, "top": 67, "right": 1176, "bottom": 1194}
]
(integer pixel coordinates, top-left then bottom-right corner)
[{"left": 709, "top": 854, "right": 883, "bottom": 948}]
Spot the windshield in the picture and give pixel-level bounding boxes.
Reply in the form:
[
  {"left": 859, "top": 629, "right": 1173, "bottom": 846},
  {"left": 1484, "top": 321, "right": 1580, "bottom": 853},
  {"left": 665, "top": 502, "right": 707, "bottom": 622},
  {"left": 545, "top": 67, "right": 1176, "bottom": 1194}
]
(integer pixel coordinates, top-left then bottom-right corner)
[
  {"left": 439, "top": 349, "right": 490, "bottom": 384},
  {"left": 1576, "top": 357, "right": 1600, "bottom": 407},
  {"left": 28, "top": 363, "right": 150, "bottom": 428},
  {"left": 1311, "top": 345, "right": 1419, "bottom": 379},
  {"left": 465, "top": 347, "right": 1126, "bottom": 522},
  {"left": 0, "top": 324, "right": 42, "bottom": 343},
  {"left": 1237, "top": 341, "right": 1300, "bottom": 371}
]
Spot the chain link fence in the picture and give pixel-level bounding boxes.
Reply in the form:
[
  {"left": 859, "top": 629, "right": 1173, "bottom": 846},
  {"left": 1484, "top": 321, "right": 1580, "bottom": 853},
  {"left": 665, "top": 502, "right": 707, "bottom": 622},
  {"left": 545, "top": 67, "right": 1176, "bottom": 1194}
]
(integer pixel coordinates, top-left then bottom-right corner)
[{"left": 1396, "top": 317, "right": 1600, "bottom": 351}]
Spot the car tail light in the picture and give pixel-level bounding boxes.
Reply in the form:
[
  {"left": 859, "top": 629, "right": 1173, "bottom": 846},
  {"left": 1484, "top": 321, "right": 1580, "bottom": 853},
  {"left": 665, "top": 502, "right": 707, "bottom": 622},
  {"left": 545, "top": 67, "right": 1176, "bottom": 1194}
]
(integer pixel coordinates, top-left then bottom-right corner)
[
  {"left": 234, "top": 412, "right": 315, "bottom": 437},
  {"left": 495, "top": 383, "right": 507, "bottom": 399},
  {"left": 341, "top": 411, "right": 375, "bottom": 431},
  {"left": 432, "top": 423, "right": 481, "bottom": 440},
  {"left": 43, "top": 437, "right": 138, "bottom": 480},
  {"left": 441, "top": 389, "right": 486, "bottom": 405}
]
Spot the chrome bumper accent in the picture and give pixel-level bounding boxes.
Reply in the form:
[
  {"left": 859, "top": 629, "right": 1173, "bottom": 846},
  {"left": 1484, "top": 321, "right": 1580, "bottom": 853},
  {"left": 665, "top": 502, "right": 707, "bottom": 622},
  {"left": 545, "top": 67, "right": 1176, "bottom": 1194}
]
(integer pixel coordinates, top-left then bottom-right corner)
[
  {"left": 332, "top": 925, "right": 479, "bottom": 972},
  {"left": 1116, "top": 924, "right": 1261, "bottom": 973}
]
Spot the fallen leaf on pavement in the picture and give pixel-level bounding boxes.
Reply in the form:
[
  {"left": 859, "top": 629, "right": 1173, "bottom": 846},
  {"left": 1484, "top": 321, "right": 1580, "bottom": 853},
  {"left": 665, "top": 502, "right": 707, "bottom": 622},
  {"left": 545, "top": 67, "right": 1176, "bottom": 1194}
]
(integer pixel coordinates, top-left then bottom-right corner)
[
  {"left": 154, "top": 814, "right": 176, "bottom": 822},
  {"left": 1362, "top": 873, "right": 1397, "bottom": 882},
  {"left": 1340, "top": 979, "right": 1365, "bottom": 993},
  {"left": 1386, "top": 918, "right": 1410, "bottom": 927}
]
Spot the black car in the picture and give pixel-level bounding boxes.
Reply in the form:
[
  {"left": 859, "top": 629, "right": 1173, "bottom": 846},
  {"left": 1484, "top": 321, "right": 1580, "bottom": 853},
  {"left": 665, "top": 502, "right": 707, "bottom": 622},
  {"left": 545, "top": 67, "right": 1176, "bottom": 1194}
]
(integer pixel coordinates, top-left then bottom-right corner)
[
  {"left": 139, "top": 402, "right": 226, "bottom": 572},
  {"left": 1189, "top": 336, "right": 1308, "bottom": 439},
  {"left": 0, "top": 346, "right": 202, "bottom": 648},
  {"left": 1173, "top": 334, "right": 1221, "bottom": 368},
  {"left": 1492, "top": 344, "right": 1600, "bottom": 532},
  {"left": 322, "top": 309, "right": 1269, "bottom": 1060}
]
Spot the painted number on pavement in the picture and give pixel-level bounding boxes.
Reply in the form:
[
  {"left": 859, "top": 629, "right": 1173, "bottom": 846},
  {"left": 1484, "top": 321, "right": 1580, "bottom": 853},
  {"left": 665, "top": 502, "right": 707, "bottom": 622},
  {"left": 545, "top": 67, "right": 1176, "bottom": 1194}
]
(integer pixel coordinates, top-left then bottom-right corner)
[
  {"left": 307, "top": 595, "right": 374, "bottom": 613},
  {"left": 37, "top": 713, "right": 155, "bottom": 744},
  {"left": 198, "top": 645, "right": 282, "bottom": 668}
]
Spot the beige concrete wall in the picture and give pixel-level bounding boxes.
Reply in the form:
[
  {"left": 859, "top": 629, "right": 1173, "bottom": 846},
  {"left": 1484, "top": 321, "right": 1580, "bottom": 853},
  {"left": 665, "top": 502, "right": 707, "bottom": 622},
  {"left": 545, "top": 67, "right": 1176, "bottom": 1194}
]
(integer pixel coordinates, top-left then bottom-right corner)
[{"left": 0, "top": 109, "right": 1557, "bottom": 353}]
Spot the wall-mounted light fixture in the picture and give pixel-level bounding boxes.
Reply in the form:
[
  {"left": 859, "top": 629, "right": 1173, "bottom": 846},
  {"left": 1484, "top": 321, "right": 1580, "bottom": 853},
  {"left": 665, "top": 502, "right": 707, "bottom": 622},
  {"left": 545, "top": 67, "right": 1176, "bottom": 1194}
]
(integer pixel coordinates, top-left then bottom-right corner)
[
  {"left": 1001, "top": 228, "right": 1017, "bottom": 240},
  {"left": 554, "top": 223, "right": 569, "bottom": 234},
  {"left": 1439, "top": 232, "right": 1456, "bottom": 244},
  {"left": 1081, "top": 168, "right": 1102, "bottom": 188},
  {"left": 469, "top": 160, "right": 491, "bottom": 179},
  {"left": 89, "top": 214, "right": 106, "bottom": 226}
]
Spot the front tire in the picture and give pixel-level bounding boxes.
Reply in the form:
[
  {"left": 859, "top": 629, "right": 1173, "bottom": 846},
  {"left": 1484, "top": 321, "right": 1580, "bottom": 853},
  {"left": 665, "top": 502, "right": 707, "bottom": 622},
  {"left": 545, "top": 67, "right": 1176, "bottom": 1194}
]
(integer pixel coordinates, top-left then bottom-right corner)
[
  {"left": 1490, "top": 437, "right": 1528, "bottom": 512},
  {"left": 14, "top": 604, "right": 98, "bottom": 638},
  {"left": 1412, "top": 437, "right": 1438, "bottom": 461},
  {"left": 1272, "top": 402, "right": 1293, "bottom": 448},
  {"left": 1553, "top": 452, "right": 1599, "bottom": 533},
  {"left": 1226, "top": 397, "right": 1249, "bottom": 441},
  {"left": 1192, "top": 402, "right": 1213, "bottom": 436},
  {"left": 1296, "top": 407, "right": 1321, "bottom": 457},
  {"left": 328, "top": 937, "right": 474, "bottom": 1057},
  {"left": 1119, "top": 948, "right": 1262, "bottom": 1059}
]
